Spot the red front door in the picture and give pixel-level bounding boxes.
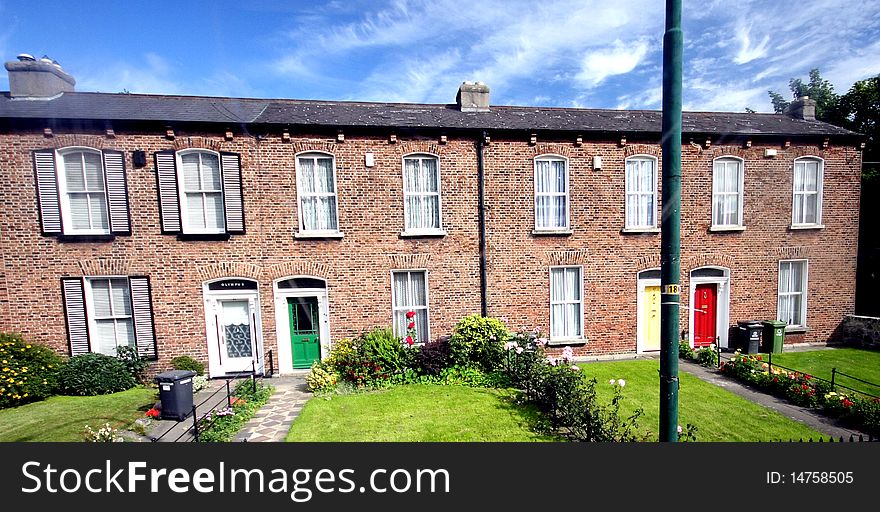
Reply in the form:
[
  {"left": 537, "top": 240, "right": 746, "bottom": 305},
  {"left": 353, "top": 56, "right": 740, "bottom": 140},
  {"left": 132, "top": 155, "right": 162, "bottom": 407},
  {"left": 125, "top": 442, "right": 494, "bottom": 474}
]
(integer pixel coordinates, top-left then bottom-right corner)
[{"left": 693, "top": 283, "right": 717, "bottom": 347}]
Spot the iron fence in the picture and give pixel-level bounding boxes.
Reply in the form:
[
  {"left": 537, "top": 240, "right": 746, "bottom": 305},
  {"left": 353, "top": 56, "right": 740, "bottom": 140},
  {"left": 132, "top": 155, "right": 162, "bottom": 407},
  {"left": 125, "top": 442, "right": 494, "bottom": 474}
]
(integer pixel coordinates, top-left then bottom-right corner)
[
  {"left": 717, "top": 350, "right": 880, "bottom": 401},
  {"left": 150, "top": 361, "right": 265, "bottom": 442}
]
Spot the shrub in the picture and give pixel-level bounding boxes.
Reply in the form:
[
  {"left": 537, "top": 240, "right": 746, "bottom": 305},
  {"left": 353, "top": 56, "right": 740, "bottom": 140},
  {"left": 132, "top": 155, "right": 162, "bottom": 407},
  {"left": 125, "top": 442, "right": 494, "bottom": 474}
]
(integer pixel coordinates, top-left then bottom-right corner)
[
  {"left": 324, "top": 328, "right": 419, "bottom": 389},
  {"left": 58, "top": 353, "right": 136, "bottom": 396},
  {"left": 360, "top": 328, "right": 407, "bottom": 374},
  {"left": 0, "top": 333, "right": 65, "bottom": 409},
  {"left": 695, "top": 345, "right": 718, "bottom": 368},
  {"left": 414, "top": 340, "right": 451, "bottom": 376},
  {"left": 83, "top": 422, "right": 124, "bottom": 442},
  {"left": 115, "top": 346, "right": 151, "bottom": 383},
  {"left": 678, "top": 340, "right": 695, "bottom": 360},
  {"left": 500, "top": 332, "right": 650, "bottom": 441},
  {"left": 448, "top": 315, "right": 509, "bottom": 371},
  {"left": 171, "top": 355, "right": 205, "bottom": 376},
  {"left": 192, "top": 375, "right": 209, "bottom": 393},
  {"left": 306, "top": 361, "right": 339, "bottom": 393}
]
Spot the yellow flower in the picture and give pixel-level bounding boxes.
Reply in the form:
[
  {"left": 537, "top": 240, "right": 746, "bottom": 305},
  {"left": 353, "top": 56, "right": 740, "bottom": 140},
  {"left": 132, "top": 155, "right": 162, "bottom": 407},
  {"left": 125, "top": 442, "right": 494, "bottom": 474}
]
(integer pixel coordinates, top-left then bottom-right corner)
[{"left": 25, "top": 345, "right": 31, "bottom": 349}]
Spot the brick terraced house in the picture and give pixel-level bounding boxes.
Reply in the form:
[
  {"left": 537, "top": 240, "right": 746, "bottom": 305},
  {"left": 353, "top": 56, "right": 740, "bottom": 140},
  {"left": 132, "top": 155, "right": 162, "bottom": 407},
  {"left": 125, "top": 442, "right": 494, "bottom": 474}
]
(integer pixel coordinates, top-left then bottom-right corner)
[{"left": 0, "top": 56, "right": 864, "bottom": 377}]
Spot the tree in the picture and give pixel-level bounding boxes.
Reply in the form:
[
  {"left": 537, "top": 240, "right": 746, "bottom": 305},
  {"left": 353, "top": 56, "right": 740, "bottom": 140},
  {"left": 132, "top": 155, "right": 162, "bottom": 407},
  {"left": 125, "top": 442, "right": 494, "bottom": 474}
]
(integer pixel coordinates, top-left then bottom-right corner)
[
  {"left": 768, "top": 68, "right": 840, "bottom": 121},
  {"left": 837, "top": 75, "right": 880, "bottom": 176}
]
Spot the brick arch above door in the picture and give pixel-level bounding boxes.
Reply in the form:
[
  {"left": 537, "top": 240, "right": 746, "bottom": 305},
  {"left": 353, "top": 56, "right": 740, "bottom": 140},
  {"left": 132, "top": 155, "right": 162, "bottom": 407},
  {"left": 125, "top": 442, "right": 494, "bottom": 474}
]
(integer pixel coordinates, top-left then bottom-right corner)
[
  {"left": 264, "top": 261, "right": 331, "bottom": 281},
  {"left": 197, "top": 262, "right": 262, "bottom": 282},
  {"left": 684, "top": 254, "right": 735, "bottom": 271}
]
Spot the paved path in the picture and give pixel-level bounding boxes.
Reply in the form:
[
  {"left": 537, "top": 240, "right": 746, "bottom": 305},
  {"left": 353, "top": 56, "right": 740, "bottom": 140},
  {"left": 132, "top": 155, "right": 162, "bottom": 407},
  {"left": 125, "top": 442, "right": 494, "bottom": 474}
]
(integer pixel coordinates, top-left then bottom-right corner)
[
  {"left": 235, "top": 375, "right": 311, "bottom": 442},
  {"left": 679, "top": 360, "right": 865, "bottom": 439}
]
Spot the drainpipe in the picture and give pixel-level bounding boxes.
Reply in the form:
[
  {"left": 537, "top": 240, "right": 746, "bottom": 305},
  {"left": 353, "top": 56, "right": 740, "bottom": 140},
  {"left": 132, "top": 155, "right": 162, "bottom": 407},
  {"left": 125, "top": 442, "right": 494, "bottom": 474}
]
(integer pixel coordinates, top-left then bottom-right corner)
[{"left": 477, "top": 131, "right": 488, "bottom": 317}]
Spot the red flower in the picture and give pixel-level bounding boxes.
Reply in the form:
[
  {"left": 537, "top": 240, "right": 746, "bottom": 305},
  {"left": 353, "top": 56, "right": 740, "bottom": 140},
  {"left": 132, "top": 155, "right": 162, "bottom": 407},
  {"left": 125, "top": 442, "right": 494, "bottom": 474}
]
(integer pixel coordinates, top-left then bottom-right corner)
[
  {"left": 145, "top": 408, "right": 159, "bottom": 418},
  {"left": 405, "top": 336, "right": 414, "bottom": 346},
  {"left": 843, "top": 399, "right": 854, "bottom": 408},
  {"left": 407, "top": 321, "right": 416, "bottom": 330},
  {"left": 804, "top": 374, "right": 812, "bottom": 380},
  {"left": 405, "top": 311, "right": 416, "bottom": 319},
  {"left": 755, "top": 356, "right": 762, "bottom": 361}
]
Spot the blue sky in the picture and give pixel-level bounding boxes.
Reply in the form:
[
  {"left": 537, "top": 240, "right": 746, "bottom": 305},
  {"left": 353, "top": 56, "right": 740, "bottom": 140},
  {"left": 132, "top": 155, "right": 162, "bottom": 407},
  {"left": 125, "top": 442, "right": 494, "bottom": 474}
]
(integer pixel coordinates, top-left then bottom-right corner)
[{"left": 2, "top": 0, "right": 879, "bottom": 112}]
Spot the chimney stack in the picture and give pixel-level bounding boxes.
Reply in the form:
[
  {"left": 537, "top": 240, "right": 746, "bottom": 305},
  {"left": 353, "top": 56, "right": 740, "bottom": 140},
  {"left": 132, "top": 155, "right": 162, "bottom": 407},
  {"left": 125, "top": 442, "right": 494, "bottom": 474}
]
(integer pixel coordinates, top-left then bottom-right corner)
[
  {"left": 5, "top": 53, "right": 75, "bottom": 98},
  {"left": 456, "top": 81, "right": 490, "bottom": 112},
  {"left": 784, "top": 95, "right": 816, "bottom": 121}
]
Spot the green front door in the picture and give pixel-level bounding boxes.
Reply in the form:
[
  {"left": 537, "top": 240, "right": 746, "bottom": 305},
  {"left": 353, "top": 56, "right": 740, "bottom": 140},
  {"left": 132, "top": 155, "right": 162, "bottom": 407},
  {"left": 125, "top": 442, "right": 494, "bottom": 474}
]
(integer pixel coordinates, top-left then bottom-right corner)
[{"left": 289, "top": 296, "right": 321, "bottom": 369}]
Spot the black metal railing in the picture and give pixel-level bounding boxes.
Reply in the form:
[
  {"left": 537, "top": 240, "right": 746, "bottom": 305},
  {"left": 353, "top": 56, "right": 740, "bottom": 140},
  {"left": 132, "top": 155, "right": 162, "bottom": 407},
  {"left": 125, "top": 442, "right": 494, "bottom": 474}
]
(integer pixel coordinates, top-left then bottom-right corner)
[
  {"left": 150, "top": 362, "right": 265, "bottom": 442},
  {"left": 770, "top": 434, "right": 878, "bottom": 442},
  {"left": 717, "top": 350, "right": 880, "bottom": 401}
]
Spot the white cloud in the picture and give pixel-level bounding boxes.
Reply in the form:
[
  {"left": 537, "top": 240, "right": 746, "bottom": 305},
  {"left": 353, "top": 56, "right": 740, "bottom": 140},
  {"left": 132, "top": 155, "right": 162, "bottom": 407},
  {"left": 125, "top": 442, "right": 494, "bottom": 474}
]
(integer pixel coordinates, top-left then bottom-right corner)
[
  {"left": 733, "top": 22, "right": 770, "bottom": 64},
  {"left": 77, "top": 53, "right": 184, "bottom": 94},
  {"left": 825, "top": 38, "right": 880, "bottom": 92},
  {"left": 576, "top": 40, "right": 650, "bottom": 87}
]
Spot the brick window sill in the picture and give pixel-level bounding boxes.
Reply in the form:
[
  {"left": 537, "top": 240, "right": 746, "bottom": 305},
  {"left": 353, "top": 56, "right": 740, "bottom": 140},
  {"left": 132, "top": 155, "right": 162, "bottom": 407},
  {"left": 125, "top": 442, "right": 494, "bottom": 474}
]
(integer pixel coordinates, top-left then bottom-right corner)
[
  {"left": 785, "top": 326, "right": 809, "bottom": 334},
  {"left": 532, "top": 229, "right": 573, "bottom": 237},
  {"left": 709, "top": 225, "right": 746, "bottom": 233},
  {"left": 400, "top": 230, "right": 447, "bottom": 238},
  {"left": 621, "top": 227, "right": 660, "bottom": 235},
  {"left": 789, "top": 224, "right": 825, "bottom": 231},
  {"left": 547, "top": 338, "right": 588, "bottom": 346},
  {"left": 295, "top": 231, "right": 345, "bottom": 240}
]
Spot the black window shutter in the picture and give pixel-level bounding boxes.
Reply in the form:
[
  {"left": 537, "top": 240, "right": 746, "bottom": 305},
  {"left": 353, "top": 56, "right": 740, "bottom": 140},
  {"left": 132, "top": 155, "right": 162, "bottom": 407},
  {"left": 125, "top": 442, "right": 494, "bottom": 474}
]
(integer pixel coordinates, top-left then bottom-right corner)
[
  {"left": 33, "top": 149, "right": 62, "bottom": 235},
  {"left": 220, "top": 152, "right": 245, "bottom": 234},
  {"left": 129, "top": 276, "right": 158, "bottom": 360},
  {"left": 61, "top": 278, "right": 90, "bottom": 355},
  {"left": 154, "top": 150, "right": 181, "bottom": 234},
  {"left": 102, "top": 150, "right": 131, "bottom": 235}
]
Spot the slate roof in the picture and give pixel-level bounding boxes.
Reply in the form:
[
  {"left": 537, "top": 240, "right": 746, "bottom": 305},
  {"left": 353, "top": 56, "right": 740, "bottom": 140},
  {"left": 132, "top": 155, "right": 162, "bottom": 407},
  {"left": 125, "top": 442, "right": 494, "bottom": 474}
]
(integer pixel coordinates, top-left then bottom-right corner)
[{"left": 0, "top": 91, "right": 860, "bottom": 138}]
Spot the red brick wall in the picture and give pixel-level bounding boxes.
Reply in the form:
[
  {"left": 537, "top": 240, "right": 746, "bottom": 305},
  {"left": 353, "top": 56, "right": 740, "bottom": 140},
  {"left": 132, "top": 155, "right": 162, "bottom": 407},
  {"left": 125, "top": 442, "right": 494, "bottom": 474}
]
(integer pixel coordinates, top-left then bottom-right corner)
[
  {"left": 484, "top": 136, "right": 861, "bottom": 355},
  {"left": 0, "top": 127, "right": 861, "bottom": 371}
]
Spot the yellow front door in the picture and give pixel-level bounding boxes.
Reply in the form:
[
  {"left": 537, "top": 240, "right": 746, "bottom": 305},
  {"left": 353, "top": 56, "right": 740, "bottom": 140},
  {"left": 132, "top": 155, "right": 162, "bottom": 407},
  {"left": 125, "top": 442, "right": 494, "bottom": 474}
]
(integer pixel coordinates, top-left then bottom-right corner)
[{"left": 642, "top": 286, "right": 661, "bottom": 351}]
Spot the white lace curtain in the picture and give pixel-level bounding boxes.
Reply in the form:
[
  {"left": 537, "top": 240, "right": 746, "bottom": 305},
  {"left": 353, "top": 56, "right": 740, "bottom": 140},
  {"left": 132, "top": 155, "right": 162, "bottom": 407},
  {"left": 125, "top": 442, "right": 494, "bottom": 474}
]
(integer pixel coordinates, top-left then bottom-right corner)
[
  {"left": 392, "top": 271, "right": 429, "bottom": 343},
  {"left": 713, "top": 159, "right": 742, "bottom": 226},
  {"left": 550, "top": 267, "right": 582, "bottom": 339},
  {"left": 404, "top": 156, "right": 440, "bottom": 230},
  {"left": 299, "top": 156, "right": 338, "bottom": 231},
  {"left": 625, "top": 158, "right": 655, "bottom": 227},
  {"left": 535, "top": 159, "right": 567, "bottom": 229}
]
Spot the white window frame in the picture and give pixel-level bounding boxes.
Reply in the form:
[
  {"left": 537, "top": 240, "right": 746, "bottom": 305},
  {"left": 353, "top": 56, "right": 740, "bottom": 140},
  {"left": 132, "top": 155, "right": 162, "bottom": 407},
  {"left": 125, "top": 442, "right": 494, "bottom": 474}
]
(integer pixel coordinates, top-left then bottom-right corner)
[
  {"left": 549, "top": 265, "right": 584, "bottom": 342},
  {"left": 791, "top": 157, "right": 824, "bottom": 227},
  {"left": 534, "top": 155, "right": 570, "bottom": 232},
  {"left": 401, "top": 153, "right": 444, "bottom": 235},
  {"left": 295, "top": 151, "right": 342, "bottom": 236},
  {"left": 390, "top": 269, "right": 430, "bottom": 344},
  {"left": 176, "top": 149, "right": 226, "bottom": 235},
  {"left": 711, "top": 156, "right": 745, "bottom": 229},
  {"left": 777, "top": 259, "right": 808, "bottom": 330},
  {"left": 624, "top": 155, "right": 658, "bottom": 229},
  {"left": 83, "top": 276, "right": 135, "bottom": 355},
  {"left": 56, "top": 147, "right": 110, "bottom": 235}
]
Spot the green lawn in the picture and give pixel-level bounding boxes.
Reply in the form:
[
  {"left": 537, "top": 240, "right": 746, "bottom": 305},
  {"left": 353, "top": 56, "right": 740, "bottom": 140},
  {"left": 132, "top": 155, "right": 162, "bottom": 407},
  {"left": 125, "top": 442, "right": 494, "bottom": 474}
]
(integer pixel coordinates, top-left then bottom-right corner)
[
  {"left": 287, "top": 384, "right": 554, "bottom": 442},
  {"left": 287, "top": 361, "right": 824, "bottom": 442},
  {"left": 759, "top": 348, "right": 880, "bottom": 397},
  {"left": 577, "top": 359, "right": 824, "bottom": 442},
  {"left": 0, "top": 387, "right": 156, "bottom": 442}
]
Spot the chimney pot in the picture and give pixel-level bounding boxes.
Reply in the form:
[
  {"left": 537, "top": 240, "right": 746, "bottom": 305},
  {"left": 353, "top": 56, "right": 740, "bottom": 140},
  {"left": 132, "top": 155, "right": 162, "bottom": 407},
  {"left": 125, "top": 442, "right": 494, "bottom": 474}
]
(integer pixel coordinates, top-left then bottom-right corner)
[
  {"left": 456, "top": 81, "right": 490, "bottom": 112},
  {"left": 5, "top": 53, "right": 75, "bottom": 98}
]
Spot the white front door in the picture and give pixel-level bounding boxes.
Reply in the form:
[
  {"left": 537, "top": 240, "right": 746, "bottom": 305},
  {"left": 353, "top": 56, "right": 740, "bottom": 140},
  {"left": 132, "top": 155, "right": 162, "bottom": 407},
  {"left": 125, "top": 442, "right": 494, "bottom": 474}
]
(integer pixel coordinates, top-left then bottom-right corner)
[{"left": 206, "top": 294, "right": 262, "bottom": 376}]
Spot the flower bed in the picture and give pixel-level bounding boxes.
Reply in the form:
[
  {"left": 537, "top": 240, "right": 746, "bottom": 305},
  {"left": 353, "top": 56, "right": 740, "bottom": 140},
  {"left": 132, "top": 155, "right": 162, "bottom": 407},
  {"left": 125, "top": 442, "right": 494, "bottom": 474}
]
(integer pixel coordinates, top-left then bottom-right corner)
[
  {"left": 194, "top": 379, "right": 273, "bottom": 442},
  {"left": 719, "top": 350, "right": 880, "bottom": 436}
]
